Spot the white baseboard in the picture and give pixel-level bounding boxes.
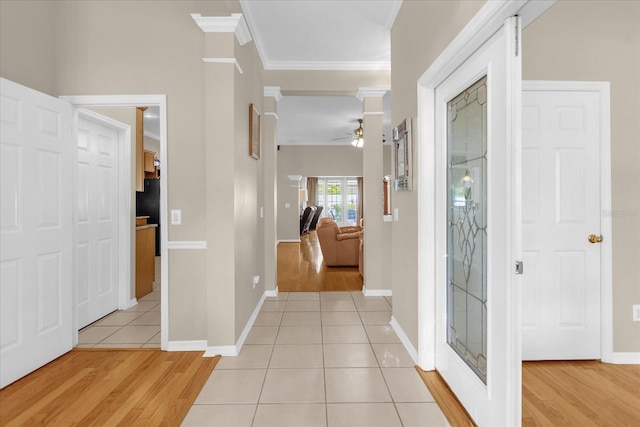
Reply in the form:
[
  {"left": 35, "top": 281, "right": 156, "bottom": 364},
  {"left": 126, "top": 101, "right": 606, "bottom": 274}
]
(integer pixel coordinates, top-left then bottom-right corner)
[
  {"left": 608, "top": 352, "right": 640, "bottom": 364},
  {"left": 362, "top": 287, "right": 392, "bottom": 297},
  {"left": 264, "top": 287, "right": 279, "bottom": 298},
  {"left": 167, "top": 340, "right": 207, "bottom": 352},
  {"left": 125, "top": 298, "right": 137, "bottom": 310},
  {"left": 235, "top": 292, "right": 268, "bottom": 352},
  {"left": 202, "top": 291, "right": 269, "bottom": 358},
  {"left": 278, "top": 239, "right": 301, "bottom": 243},
  {"left": 204, "top": 346, "right": 237, "bottom": 357},
  {"left": 390, "top": 316, "right": 418, "bottom": 364}
]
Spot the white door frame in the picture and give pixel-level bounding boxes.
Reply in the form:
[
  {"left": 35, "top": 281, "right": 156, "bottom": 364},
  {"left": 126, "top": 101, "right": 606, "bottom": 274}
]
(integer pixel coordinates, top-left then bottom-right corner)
[
  {"left": 416, "top": 0, "right": 555, "bottom": 372},
  {"left": 522, "top": 80, "right": 613, "bottom": 362},
  {"left": 61, "top": 95, "right": 168, "bottom": 351},
  {"left": 75, "top": 108, "right": 132, "bottom": 328}
]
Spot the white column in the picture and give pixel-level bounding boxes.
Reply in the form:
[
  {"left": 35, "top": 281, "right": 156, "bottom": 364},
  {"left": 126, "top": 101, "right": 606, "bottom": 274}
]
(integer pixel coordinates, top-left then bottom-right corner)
[
  {"left": 357, "top": 87, "right": 390, "bottom": 294},
  {"left": 263, "top": 86, "right": 281, "bottom": 294}
]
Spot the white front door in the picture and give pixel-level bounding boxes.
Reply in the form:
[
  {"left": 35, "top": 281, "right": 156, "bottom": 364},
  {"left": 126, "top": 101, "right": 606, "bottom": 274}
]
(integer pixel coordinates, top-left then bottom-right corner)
[
  {"left": 433, "top": 17, "right": 521, "bottom": 425},
  {"left": 0, "top": 78, "right": 73, "bottom": 388},
  {"left": 76, "top": 110, "right": 120, "bottom": 329},
  {"left": 522, "top": 83, "right": 604, "bottom": 360}
]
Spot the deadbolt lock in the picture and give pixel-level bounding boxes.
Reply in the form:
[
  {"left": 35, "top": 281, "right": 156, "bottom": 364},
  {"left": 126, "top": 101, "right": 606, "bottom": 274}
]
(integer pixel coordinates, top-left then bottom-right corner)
[{"left": 588, "top": 234, "right": 603, "bottom": 244}]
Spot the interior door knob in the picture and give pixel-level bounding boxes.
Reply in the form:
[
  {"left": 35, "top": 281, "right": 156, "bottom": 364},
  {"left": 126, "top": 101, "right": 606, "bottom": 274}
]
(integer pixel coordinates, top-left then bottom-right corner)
[{"left": 588, "top": 234, "right": 603, "bottom": 244}]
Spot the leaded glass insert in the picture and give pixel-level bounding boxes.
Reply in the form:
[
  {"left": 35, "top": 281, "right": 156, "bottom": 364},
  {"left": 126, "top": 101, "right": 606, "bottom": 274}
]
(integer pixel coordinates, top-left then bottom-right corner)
[{"left": 446, "top": 76, "right": 488, "bottom": 383}]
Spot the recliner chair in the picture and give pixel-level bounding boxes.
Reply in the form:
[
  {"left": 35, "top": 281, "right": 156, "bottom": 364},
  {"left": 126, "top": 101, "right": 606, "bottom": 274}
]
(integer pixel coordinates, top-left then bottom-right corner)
[{"left": 316, "top": 218, "right": 362, "bottom": 266}]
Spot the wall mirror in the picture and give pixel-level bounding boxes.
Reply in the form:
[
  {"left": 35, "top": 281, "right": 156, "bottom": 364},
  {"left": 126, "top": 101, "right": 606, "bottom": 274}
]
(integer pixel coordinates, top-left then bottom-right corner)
[{"left": 393, "top": 118, "right": 412, "bottom": 191}]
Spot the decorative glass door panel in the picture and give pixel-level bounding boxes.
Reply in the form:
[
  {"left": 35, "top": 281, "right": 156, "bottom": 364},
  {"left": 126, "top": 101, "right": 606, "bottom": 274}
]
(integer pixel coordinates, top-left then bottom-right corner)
[{"left": 447, "top": 76, "right": 488, "bottom": 383}]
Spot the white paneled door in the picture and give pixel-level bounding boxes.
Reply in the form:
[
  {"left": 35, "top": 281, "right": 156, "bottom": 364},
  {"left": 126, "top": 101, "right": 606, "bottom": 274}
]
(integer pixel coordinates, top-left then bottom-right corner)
[
  {"left": 522, "top": 84, "right": 604, "bottom": 360},
  {"left": 76, "top": 111, "right": 119, "bottom": 329},
  {"left": 0, "top": 78, "right": 73, "bottom": 388}
]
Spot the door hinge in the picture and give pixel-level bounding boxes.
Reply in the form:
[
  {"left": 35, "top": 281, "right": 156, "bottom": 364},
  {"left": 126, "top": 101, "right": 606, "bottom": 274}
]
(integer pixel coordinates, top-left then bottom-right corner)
[
  {"left": 515, "top": 260, "right": 524, "bottom": 275},
  {"left": 515, "top": 15, "right": 520, "bottom": 57}
]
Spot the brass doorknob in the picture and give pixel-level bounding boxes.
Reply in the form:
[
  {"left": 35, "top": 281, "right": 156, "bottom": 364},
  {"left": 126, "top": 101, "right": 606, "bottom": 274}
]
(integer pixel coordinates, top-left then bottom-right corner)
[{"left": 588, "top": 234, "right": 603, "bottom": 244}]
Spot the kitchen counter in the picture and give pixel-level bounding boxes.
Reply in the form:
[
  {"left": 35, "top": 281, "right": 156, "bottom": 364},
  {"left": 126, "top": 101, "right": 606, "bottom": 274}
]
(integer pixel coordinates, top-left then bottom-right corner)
[{"left": 136, "top": 223, "right": 158, "bottom": 230}]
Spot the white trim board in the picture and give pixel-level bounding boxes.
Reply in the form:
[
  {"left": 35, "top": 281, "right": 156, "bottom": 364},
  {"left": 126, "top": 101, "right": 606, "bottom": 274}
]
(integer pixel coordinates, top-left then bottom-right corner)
[
  {"left": 390, "top": 316, "right": 418, "bottom": 364},
  {"left": 610, "top": 353, "right": 640, "bottom": 365},
  {"left": 204, "top": 291, "right": 268, "bottom": 358},
  {"left": 167, "top": 241, "right": 207, "bottom": 250},
  {"left": 362, "top": 287, "right": 392, "bottom": 297},
  {"left": 61, "top": 94, "right": 169, "bottom": 352},
  {"left": 203, "top": 58, "right": 244, "bottom": 74}
]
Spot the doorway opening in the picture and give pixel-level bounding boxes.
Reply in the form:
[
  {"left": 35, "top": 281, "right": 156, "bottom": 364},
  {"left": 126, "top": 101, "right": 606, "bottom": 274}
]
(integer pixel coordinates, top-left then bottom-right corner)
[{"left": 61, "top": 94, "right": 168, "bottom": 351}]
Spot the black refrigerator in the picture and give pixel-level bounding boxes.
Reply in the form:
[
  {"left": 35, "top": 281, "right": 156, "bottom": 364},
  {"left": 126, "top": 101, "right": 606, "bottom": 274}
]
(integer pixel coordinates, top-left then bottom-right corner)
[{"left": 136, "top": 179, "right": 161, "bottom": 256}]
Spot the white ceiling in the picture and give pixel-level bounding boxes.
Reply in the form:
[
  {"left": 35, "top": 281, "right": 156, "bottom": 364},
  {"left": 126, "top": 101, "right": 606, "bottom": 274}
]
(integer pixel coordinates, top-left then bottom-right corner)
[
  {"left": 277, "top": 94, "right": 392, "bottom": 146},
  {"left": 239, "top": 0, "right": 401, "bottom": 71},
  {"left": 240, "top": 0, "right": 399, "bottom": 146}
]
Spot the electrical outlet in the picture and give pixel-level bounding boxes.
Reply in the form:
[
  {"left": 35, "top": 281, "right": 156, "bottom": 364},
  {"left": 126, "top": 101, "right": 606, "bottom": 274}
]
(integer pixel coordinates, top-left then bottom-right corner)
[
  {"left": 633, "top": 305, "right": 640, "bottom": 322},
  {"left": 252, "top": 275, "right": 260, "bottom": 289},
  {"left": 260, "top": 207, "right": 264, "bottom": 218}
]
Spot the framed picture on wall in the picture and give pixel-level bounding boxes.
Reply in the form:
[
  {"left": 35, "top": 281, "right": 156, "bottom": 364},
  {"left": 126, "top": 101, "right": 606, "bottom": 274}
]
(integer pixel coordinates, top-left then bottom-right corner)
[
  {"left": 249, "top": 103, "right": 261, "bottom": 160},
  {"left": 393, "top": 118, "right": 412, "bottom": 191}
]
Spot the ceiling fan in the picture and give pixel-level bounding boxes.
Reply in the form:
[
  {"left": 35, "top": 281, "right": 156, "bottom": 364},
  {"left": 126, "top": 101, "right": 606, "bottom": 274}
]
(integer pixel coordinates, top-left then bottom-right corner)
[{"left": 331, "top": 119, "right": 364, "bottom": 147}]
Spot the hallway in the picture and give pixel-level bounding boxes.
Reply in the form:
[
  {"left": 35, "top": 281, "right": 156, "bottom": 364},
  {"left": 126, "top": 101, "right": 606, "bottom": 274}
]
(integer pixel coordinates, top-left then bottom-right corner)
[{"left": 182, "top": 291, "right": 449, "bottom": 426}]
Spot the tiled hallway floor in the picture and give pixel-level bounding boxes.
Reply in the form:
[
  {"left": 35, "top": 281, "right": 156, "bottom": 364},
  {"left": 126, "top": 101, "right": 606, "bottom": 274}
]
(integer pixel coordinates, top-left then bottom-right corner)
[
  {"left": 182, "top": 291, "right": 450, "bottom": 427},
  {"left": 77, "top": 257, "right": 161, "bottom": 348}
]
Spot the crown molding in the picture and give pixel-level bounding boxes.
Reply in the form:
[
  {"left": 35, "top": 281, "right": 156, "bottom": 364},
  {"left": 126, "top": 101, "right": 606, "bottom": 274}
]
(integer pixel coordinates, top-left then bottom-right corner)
[
  {"left": 384, "top": 0, "right": 404, "bottom": 30},
  {"left": 202, "top": 58, "right": 244, "bottom": 74},
  {"left": 356, "top": 87, "right": 389, "bottom": 101},
  {"left": 264, "top": 60, "right": 391, "bottom": 71},
  {"left": 264, "top": 86, "right": 282, "bottom": 101},
  {"left": 191, "top": 13, "right": 252, "bottom": 46}
]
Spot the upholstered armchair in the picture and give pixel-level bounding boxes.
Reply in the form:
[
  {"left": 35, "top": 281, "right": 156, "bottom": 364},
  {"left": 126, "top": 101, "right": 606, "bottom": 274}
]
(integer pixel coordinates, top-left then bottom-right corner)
[{"left": 316, "top": 218, "right": 362, "bottom": 267}]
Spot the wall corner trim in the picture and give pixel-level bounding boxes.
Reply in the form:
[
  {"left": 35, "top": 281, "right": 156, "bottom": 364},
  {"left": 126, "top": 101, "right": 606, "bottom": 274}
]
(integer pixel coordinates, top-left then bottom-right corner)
[
  {"left": 204, "top": 346, "right": 237, "bottom": 357},
  {"left": 356, "top": 87, "right": 389, "bottom": 101},
  {"left": 203, "top": 58, "right": 244, "bottom": 74},
  {"left": 605, "top": 352, "right": 640, "bottom": 365},
  {"left": 362, "top": 287, "right": 392, "bottom": 297},
  {"left": 264, "top": 86, "right": 283, "bottom": 101},
  {"left": 191, "top": 13, "right": 252, "bottom": 46},
  {"left": 264, "top": 287, "right": 279, "bottom": 298},
  {"left": 390, "top": 316, "right": 418, "bottom": 364},
  {"left": 167, "top": 241, "right": 207, "bottom": 250},
  {"left": 167, "top": 340, "right": 207, "bottom": 352}
]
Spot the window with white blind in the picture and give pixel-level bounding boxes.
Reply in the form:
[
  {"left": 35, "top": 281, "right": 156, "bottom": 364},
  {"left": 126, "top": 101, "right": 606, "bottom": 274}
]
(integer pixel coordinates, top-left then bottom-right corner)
[{"left": 315, "top": 177, "right": 359, "bottom": 226}]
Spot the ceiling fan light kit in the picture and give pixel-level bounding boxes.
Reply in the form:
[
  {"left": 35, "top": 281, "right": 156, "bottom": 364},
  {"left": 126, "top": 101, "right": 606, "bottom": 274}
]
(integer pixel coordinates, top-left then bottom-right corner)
[{"left": 351, "top": 119, "right": 364, "bottom": 148}]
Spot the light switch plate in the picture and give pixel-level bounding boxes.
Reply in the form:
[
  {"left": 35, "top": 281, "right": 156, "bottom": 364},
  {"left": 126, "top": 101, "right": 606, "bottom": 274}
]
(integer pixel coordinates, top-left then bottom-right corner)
[
  {"left": 633, "top": 305, "right": 640, "bottom": 322},
  {"left": 171, "top": 209, "right": 182, "bottom": 225}
]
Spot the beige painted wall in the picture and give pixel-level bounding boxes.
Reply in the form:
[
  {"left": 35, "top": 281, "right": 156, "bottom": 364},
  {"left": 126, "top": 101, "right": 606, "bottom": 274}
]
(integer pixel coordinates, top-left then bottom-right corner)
[
  {"left": 390, "top": 0, "right": 485, "bottom": 350},
  {"left": 0, "top": 1, "right": 56, "bottom": 96},
  {"left": 277, "top": 145, "right": 364, "bottom": 241},
  {"left": 233, "top": 34, "right": 266, "bottom": 341},
  {"left": 523, "top": 0, "right": 640, "bottom": 352},
  {"left": 0, "top": 0, "right": 266, "bottom": 345}
]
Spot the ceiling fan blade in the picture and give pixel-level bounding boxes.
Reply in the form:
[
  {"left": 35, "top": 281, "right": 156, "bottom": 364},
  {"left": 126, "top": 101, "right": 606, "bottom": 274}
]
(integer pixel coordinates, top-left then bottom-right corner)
[{"left": 331, "top": 135, "right": 353, "bottom": 141}]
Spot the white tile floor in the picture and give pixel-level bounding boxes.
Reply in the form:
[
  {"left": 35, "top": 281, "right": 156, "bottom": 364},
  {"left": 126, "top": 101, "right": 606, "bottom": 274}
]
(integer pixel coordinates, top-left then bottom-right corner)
[
  {"left": 77, "top": 257, "right": 161, "bottom": 348},
  {"left": 182, "top": 291, "right": 450, "bottom": 427}
]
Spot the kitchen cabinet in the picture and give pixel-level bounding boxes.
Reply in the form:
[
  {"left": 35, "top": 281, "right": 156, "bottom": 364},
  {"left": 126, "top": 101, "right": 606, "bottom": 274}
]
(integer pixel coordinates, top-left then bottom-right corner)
[{"left": 135, "top": 220, "right": 156, "bottom": 299}]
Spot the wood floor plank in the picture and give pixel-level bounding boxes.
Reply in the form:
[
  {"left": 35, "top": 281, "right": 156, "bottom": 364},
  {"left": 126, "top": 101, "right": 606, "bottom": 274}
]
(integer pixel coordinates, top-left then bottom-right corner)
[
  {"left": 0, "top": 349, "right": 220, "bottom": 427},
  {"left": 277, "top": 232, "right": 363, "bottom": 292}
]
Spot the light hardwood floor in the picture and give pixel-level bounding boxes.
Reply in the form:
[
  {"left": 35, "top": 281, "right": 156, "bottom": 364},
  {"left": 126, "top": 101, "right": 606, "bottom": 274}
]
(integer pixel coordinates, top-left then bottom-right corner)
[
  {"left": 0, "top": 349, "right": 219, "bottom": 426},
  {"left": 277, "top": 231, "right": 362, "bottom": 292}
]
